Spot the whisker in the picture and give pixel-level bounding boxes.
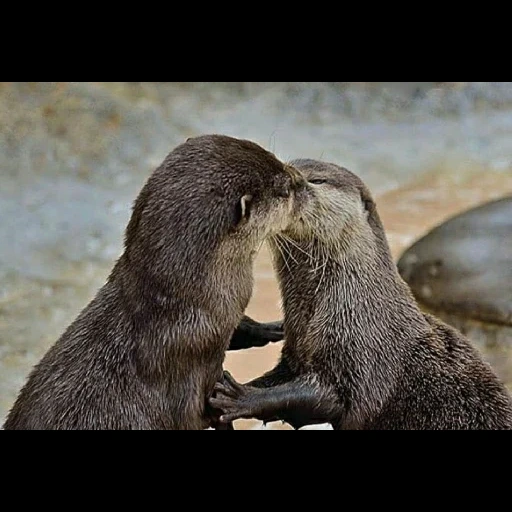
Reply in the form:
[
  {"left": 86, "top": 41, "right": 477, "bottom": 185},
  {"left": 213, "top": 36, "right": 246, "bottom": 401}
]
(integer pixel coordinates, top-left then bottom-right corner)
[
  {"left": 275, "top": 235, "right": 300, "bottom": 267},
  {"left": 279, "top": 234, "right": 315, "bottom": 260},
  {"left": 256, "top": 237, "right": 266, "bottom": 254},
  {"left": 271, "top": 236, "right": 292, "bottom": 275},
  {"left": 269, "top": 130, "right": 277, "bottom": 154},
  {"left": 311, "top": 254, "right": 328, "bottom": 274},
  {"left": 314, "top": 240, "right": 329, "bottom": 296}
]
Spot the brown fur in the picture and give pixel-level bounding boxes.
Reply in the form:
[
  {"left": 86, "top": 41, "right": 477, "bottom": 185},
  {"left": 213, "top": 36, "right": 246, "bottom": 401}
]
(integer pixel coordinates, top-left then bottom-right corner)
[
  {"left": 211, "top": 159, "right": 512, "bottom": 430},
  {"left": 3, "top": 134, "right": 301, "bottom": 430}
]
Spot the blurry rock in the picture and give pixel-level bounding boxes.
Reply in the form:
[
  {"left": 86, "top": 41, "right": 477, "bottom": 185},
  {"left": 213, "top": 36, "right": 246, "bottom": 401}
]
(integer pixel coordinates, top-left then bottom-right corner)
[
  {"left": 0, "top": 82, "right": 178, "bottom": 183},
  {"left": 397, "top": 197, "right": 512, "bottom": 385},
  {"left": 0, "top": 82, "right": 187, "bottom": 281}
]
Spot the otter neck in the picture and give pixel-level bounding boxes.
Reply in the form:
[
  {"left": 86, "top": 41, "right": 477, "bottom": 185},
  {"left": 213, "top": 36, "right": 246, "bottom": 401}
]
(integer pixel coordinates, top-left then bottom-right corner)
[
  {"left": 112, "top": 249, "right": 254, "bottom": 318},
  {"left": 274, "top": 234, "right": 428, "bottom": 349}
]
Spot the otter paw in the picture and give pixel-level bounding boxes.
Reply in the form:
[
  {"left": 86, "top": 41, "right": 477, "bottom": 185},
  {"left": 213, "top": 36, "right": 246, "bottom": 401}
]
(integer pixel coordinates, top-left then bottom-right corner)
[
  {"left": 210, "top": 371, "right": 256, "bottom": 423},
  {"left": 213, "top": 370, "right": 245, "bottom": 398},
  {"left": 261, "top": 320, "right": 284, "bottom": 342}
]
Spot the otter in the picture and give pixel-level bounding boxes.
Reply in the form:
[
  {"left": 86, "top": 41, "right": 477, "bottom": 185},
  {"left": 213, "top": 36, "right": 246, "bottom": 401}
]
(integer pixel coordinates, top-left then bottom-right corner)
[
  {"left": 210, "top": 159, "right": 512, "bottom": 430},
  {"left": 3, "top": 134, "right": 301, "bottom": 430}
]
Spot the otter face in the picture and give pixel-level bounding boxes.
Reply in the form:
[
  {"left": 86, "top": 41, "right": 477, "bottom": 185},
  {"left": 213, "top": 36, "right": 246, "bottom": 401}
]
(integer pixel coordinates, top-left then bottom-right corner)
[
  {"left": 125, "top": 135, "right": 306, "bottom": 280},
  {"left": 230, "top": 162, "right": 305, "bottom": 246},
  {"left": 284, "top": 158, "right": 374, "bottom": 247}
]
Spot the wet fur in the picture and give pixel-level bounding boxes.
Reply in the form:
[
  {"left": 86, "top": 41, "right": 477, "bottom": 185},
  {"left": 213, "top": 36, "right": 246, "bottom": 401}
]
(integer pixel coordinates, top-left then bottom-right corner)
[
  {"left": 3, "top": 135, "right": 295, "bottom": 430},
  {"left": 212, "top": 159, "right": 512, "bottom": 430}
]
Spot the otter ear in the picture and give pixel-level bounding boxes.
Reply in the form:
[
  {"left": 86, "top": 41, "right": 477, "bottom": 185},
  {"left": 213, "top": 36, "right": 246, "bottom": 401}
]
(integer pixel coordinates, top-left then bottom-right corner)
[
  {"left": 363, "top": 198, "right": 374, "bottom": 212},
  {"left": 234, "top": 194, "right": 253, "bottom": 227}
]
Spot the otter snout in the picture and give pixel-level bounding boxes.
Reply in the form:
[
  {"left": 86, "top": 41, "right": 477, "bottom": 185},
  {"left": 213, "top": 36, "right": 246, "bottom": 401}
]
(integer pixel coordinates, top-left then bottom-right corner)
[{"left": 284, "top": 164, "right": 307, "bottom": 191}]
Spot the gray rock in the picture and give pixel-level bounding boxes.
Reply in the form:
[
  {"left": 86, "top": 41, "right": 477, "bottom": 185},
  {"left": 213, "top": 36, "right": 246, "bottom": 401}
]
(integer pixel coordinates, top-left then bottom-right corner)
[{"left": 397, "top": 197, "right": 512, "bottom": 385}]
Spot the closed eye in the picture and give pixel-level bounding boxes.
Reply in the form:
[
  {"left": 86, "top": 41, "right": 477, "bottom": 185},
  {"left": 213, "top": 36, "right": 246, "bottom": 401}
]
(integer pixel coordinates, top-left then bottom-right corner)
[{"left": 309, "top": 178, "right": 328, "bottom": 185}]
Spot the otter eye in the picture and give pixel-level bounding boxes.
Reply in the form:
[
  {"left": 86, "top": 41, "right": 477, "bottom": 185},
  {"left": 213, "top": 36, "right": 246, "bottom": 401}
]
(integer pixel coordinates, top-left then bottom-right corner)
[
  {"left": 234, "top": 194, "right": 253, "bottom": 226},
  {"left": 363, "top": 199, "right": 373, "bottom": 211},
  {"left": 309, "top": 179, "right": 328, "bottom": 185}
]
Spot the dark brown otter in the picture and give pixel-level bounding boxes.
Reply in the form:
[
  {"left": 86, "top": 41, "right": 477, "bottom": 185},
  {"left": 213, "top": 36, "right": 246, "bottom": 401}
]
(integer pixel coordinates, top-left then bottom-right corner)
[
  {"left": 3, "top": 134, "right": 301, "bottom": 430},
  {"left": 211, "top": 159, "right": 512, "bottom": 430}
]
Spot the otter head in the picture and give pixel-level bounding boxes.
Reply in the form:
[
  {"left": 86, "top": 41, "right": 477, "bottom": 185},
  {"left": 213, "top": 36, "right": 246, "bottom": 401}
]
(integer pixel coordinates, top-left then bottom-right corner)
[
  {"left": 268, "top": 159, "right": 397, "bottom": 347},
  {"left": 123, "top": 134, "right": 304, "bottom": 304},
  {"left": 281, "top": 159, "right": 379, "bottom": 253}
]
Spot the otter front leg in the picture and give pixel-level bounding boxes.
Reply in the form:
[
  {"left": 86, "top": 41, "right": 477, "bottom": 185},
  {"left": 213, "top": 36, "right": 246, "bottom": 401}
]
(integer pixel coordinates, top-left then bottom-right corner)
[
  {"left": 210, "top": 371, "right": 337, "bottom": 430},
  {"left": 248, "top": 358, "right": 294, "bottom": 388},
  {"left": 228, "top": 315, "right": 284, "bottom": 350}
]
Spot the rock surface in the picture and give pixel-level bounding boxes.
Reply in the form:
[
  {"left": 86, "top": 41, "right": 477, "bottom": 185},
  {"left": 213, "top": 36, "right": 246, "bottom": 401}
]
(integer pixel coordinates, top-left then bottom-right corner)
[
  {"left": 398, "top": 197, "right": 512, "bottom": 326},
  {"left": 397, "top": 197, "right": 512, "bottom": 387}
]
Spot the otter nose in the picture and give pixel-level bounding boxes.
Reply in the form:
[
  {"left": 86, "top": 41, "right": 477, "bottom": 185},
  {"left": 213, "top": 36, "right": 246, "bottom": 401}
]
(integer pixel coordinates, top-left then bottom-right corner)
[{"left": 285, "top": 165, "right": 307, "bottom": 190}]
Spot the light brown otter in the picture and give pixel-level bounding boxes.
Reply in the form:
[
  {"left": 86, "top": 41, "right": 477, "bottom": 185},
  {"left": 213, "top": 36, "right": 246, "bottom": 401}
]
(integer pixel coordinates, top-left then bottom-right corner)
[
  {"left": 3, "top": 134, "right": 302, "bottom": 430},
  {"left": 211, "top": 159, "right": 512, "bottom": 430}
]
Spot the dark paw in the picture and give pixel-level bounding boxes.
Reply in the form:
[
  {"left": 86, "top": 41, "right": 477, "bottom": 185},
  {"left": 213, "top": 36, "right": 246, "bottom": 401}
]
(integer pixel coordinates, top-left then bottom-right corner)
[
  {"left": 209, "top": 371, "right": 256, "bottom": 423},
  {"left": 261, "top": 320, "right": 284, "bottom": 342},
  {"left": 229, "top": 317, "right": 284, "bottom": 351}
]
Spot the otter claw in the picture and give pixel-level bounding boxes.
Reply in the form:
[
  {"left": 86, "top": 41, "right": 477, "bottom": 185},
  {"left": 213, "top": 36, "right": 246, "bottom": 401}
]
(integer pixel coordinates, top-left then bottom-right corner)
[
  {"left": 209, "top": 397, "right": 233, "bottom": 410},
  {"left": 220, "top": 411, "right": 251, "bottom": 423},
  {"left": 214, "top": 380, "right": 241, "bottom": 399},
  {"left": 222, "top": 370, "right": 244, "bottom": 391},
  {"left": 213, "top": 382, "right": 228, "bottom": 393}
]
